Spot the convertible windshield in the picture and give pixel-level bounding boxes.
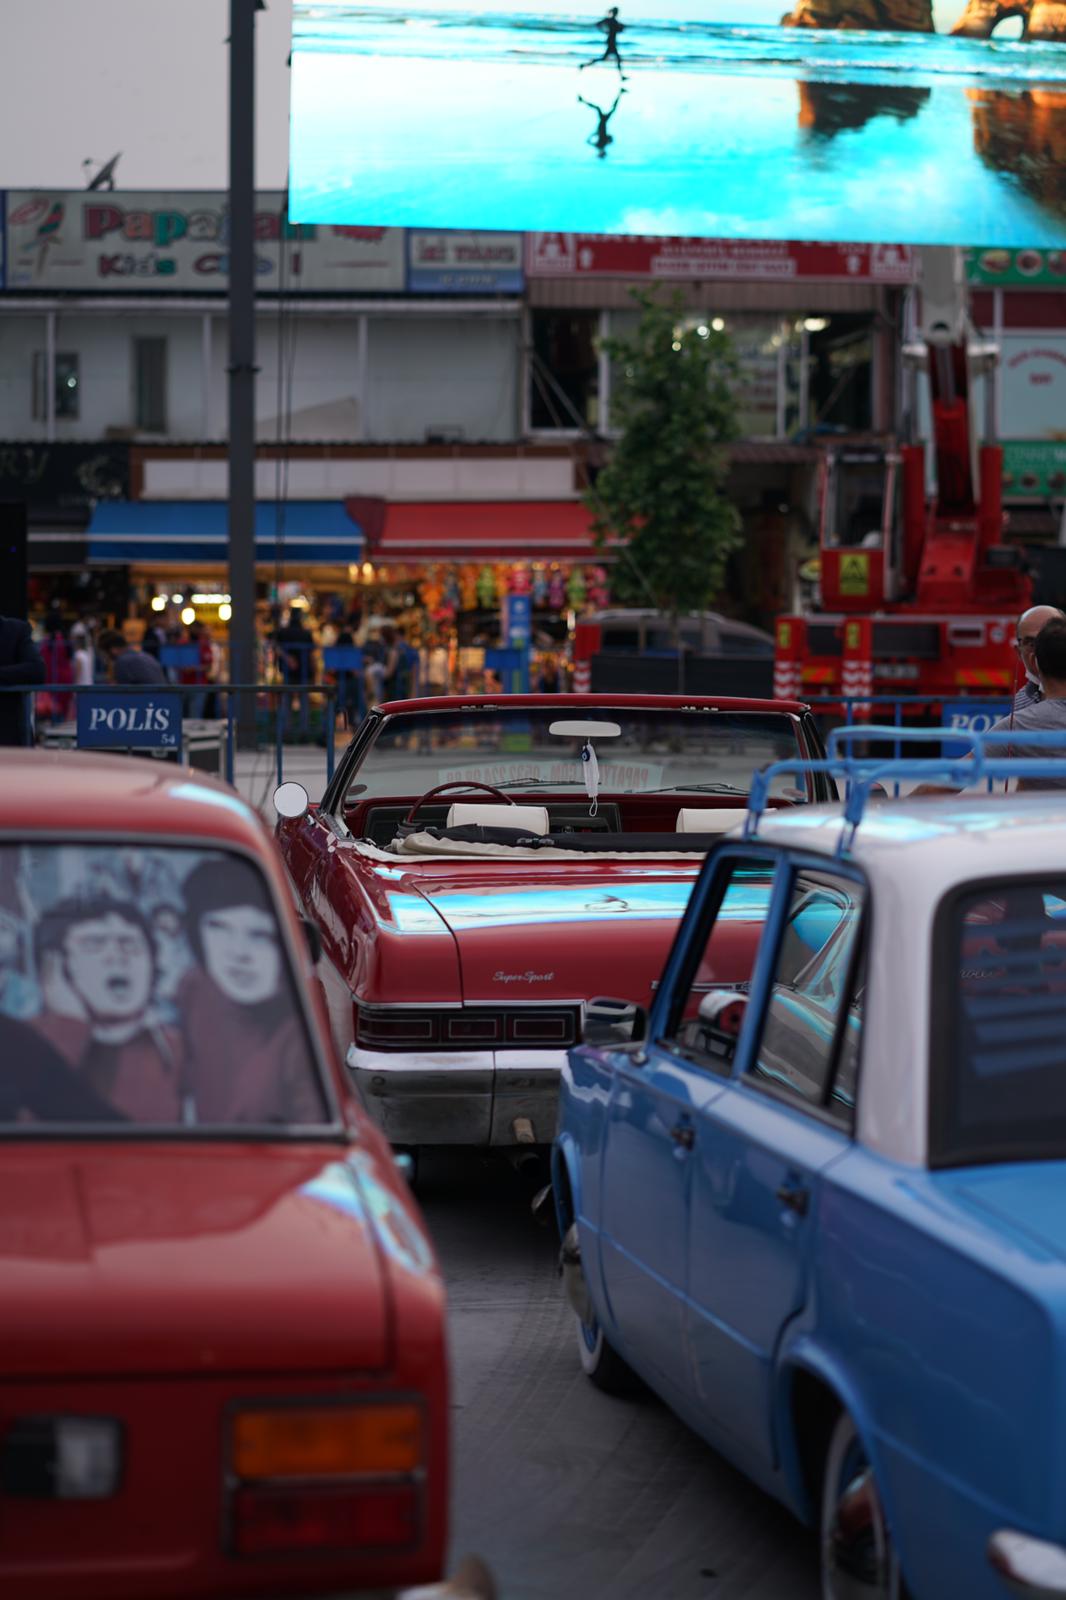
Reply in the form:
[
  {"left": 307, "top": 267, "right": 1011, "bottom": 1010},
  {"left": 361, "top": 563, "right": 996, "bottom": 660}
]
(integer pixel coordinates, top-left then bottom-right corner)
[
  {"left": 0, "top": 844, "right": 330, "bottom": 1133},
  {"left": 344, "top": 707, "right": 805, "bottom": 803}
]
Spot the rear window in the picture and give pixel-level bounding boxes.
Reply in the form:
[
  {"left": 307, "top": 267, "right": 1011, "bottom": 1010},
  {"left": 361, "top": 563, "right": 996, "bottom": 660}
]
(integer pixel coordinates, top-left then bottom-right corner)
[
  {"left": 934, "top": 881, "right": 1066, "bottom": 1164},
  {"left": 0, "top": 844, "right": 330, "bottom": 1133}
]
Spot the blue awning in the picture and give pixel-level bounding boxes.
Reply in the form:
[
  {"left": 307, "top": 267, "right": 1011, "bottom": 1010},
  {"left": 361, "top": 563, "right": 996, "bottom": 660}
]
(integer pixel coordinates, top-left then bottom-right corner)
[{"left": 87, "top": 501, "right": 364, "bottom": 565}]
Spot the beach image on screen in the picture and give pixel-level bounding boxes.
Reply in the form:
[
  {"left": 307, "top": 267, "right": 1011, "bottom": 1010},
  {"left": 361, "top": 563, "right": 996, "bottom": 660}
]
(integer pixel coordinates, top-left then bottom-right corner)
[{"left": 289, "top": 0, "right": 1066, "bottom": 247}]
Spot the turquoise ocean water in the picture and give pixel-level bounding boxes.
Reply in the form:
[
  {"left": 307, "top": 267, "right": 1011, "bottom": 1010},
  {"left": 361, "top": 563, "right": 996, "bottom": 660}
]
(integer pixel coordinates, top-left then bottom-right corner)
[{"left": 289, "top": 12, "right": 1066, "bottom": 245}]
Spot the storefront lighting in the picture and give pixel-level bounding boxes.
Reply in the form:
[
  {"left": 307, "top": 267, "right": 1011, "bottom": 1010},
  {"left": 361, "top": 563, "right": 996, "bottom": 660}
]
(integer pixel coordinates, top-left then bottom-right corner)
[
  {"left": 191, "top": 592, "right": 231, "bottom": 606},
  {"left": 180, "top": 606, "right": 196, "bottom": 626},
  {"left": 150, "top": 595, "right": 167, "bottom": 613},
  {"left": 711, "top": 317, "right": 726, "bottom": 333},
  {"left": 671, "top": 341, "right": 682, "bottom": 352},
  {"left": 171, "top": 594, "right": 184, "bottom": 604},
  {"left": 804, "top": 317, "right": 830, "bottom": 333},
  {"left": 696, "top": 324, "right": 709, "bottom": 338},
  {"left": 290, "top": 595, "right": 310, "bottom": 610},
  {"left": 361, "top": 561, "right": 375, "bottom": 581},
  {"left": 218, "top": 602, "right": 233, "bottom": 623}
]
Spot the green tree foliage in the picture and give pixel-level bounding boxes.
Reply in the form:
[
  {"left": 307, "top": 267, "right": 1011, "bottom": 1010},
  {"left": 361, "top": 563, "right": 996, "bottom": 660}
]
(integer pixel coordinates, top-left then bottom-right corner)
[{"left": 588, "top": 289, "right": 742, "bottom": 613}]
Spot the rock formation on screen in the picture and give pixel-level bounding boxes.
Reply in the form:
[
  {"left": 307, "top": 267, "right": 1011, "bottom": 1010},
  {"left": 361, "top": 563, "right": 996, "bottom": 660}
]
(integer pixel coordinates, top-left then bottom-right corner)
[
  {"left": 970, "top": 88, "right": 1066, "bottom": 215},
  {"left": 797, "top": 80, "right": 931, "bottom": 134},
  {"left": 781, "top": 0, "right": 934, "bottom": 29},
  {"left": 951, "top": 0, "right": 1066, "bottom": 37}
]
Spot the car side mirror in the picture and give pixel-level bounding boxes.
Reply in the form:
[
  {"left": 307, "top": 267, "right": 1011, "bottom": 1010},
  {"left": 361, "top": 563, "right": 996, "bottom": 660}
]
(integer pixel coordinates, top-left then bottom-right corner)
[
  {"left": 584, "top": 996, "right": 647, "bottom": 1049},
  {"left": 299, "top": 914, "right": 322, "bottom": 965},
  {"left": 274, "top": 781, "right": 309, "bottom": 821}
]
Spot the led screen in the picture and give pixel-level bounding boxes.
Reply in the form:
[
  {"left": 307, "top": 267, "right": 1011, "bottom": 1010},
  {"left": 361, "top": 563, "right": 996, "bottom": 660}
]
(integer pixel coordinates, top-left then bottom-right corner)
[{"left": 289, "top": 0, "right": 1066, "bottom": 246}]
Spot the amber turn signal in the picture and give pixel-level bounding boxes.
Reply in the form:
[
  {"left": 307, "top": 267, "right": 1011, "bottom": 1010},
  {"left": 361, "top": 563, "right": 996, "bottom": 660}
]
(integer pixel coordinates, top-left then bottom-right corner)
[{"left": 233, "top": 1404, "right": 422, "bottom": 1480}]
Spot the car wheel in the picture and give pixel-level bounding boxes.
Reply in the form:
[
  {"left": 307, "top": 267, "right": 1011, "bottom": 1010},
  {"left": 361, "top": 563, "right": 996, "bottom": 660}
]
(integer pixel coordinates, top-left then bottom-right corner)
[
  {"left": 575, "top": 1311, "right": 637, "bottom": 1395},
  {"left": 820, "top": 1411, "right": 908, "bottom": 1600}
]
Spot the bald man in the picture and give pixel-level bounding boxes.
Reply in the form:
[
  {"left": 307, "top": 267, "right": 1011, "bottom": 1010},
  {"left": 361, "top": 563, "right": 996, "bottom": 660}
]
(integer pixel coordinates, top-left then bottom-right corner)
[{"left": 1013, "top": 604, "right": 1066, "bottom": 713}]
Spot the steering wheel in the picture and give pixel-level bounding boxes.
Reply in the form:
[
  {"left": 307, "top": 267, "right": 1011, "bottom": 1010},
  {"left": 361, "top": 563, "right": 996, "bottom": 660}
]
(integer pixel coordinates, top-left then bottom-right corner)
[{"left": 404, "top": 781, "right": 517, "bottom": 828}]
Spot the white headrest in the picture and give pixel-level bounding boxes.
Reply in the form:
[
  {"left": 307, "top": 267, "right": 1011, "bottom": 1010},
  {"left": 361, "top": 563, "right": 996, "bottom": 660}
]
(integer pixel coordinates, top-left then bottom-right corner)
[
  {"left": 446, "top": 802, "right": 550, "bottom": 835},
  {"left": 675, "top": 807, "right": 749, "bottom": 835}
]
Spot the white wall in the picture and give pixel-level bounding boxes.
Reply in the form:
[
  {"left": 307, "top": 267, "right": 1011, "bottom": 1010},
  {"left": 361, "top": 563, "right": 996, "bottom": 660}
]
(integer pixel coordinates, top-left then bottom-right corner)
[
  {"left": 0, "top": 306, "right": 523, "bottom": 444},
  {"left": 365, "top": 316, "right": 520, "bottom": 443}
]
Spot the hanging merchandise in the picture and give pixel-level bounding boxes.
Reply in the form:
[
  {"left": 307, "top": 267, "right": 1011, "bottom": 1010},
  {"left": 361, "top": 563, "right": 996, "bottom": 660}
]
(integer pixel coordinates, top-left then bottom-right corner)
[
  {"left": 548, "top": 567, "right": 567, "bottom": 610},
  {"left": 476, "top": 566, "right": 498, "bottom": 609},
  {"left": 458, "top": 567, "right": 478, "bottom": 611},
  {"left": 510, "top": 564, "right": 532, "bottom": 596},
  {"left": 445, "top": 568, "right": 463, "bottom": 611},
  {"left": 532, "top": 564, "right": 549, "bottom": 606},
  {"left": 567, "top": 566, "right": 587, "bottom": 610},
  {"left": 589, "top": 566, "right": 610, "bottom": 609}
]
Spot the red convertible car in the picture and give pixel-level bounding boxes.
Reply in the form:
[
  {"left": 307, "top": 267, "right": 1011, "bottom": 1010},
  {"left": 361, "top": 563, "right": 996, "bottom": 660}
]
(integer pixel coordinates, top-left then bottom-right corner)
[
  {"left": 276, "top": 694, "right": 830, "bottom": 1152},
  {"left": 0, "top": 750, "right": 448, "bottom": 1600}
]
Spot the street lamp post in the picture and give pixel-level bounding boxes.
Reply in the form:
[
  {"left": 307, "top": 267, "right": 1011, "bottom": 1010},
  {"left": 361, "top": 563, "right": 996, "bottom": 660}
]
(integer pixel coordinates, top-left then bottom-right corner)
[{"left": 228, "top": 0, "right": 258, "bottom": 741}]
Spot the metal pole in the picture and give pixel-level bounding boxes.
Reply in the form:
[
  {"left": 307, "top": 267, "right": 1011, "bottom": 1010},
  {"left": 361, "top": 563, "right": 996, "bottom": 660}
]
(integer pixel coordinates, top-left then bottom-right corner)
[
  {"left": 228, "top": 0, "right": 258, "bottom": 744},
  {"left": 45, "top": 311, "right": 57, "bottom": 443}
]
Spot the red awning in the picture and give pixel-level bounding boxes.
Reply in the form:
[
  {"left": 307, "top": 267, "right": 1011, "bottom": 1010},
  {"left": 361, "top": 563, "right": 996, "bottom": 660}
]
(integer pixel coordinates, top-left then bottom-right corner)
[{"left": 364, "top": 500, "right": 604, "bottom": 563}]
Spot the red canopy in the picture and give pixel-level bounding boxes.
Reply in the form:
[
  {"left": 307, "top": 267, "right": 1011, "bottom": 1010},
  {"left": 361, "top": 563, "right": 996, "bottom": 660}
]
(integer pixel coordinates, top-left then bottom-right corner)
[{"left": 357, "top": 500, "right": 605, "bottom": 563}]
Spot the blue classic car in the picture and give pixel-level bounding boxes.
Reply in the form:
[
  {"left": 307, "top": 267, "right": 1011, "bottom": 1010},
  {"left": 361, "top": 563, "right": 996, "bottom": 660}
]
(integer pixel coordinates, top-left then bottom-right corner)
[{"left": 553, "top": 769, "right": 1066, "bottom": 1600}]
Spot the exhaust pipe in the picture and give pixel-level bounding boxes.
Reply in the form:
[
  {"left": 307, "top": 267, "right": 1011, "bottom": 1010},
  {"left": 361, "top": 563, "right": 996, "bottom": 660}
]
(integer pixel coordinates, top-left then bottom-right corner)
[{"left": 506, "top": 1146, "right": 544, "bottom": 1180}]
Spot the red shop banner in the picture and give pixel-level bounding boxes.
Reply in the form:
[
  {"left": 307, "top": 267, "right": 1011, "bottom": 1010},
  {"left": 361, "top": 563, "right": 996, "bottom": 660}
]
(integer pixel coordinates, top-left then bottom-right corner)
[{"left": 524, "top": 234, "right": 916, "bottom": 284}]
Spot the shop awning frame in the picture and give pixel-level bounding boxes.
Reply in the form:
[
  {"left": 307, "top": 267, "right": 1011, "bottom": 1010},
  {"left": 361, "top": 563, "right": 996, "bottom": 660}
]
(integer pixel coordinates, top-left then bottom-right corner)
[
  {"left": 86, "top": 500, "right": 364, "bottom": 565},
  {"left": 368, "top": 500, "right": 606, "bottom": 563}
]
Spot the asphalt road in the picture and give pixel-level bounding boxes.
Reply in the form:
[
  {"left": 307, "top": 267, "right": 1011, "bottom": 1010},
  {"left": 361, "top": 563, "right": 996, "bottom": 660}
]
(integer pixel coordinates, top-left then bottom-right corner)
[{"left": 416, "top": 1152, "right": 820, "bottom": 1600}]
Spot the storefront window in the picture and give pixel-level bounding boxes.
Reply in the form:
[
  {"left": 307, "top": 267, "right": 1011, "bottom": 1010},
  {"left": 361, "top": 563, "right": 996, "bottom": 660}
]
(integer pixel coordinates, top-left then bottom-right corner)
[
  {"left": 530, "top": 311, "right": 600, "bottom": 430},
  {"left": 806, "top": 314, "right": 874, "bottom": 432}
]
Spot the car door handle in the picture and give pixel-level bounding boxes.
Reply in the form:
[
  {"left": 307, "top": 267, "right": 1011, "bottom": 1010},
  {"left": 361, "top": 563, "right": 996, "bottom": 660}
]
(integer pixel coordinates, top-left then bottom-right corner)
[
  {"left": 670, "top": 1122, "right": 695, "bottom": 1151},
  {"left": 776, "top": 1180, "right": 810, "bottom": 1216}
]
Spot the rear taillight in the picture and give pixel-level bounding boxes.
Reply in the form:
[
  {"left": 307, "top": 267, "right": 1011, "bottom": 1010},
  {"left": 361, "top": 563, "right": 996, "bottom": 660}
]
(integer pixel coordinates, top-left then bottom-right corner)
[
  {"left": 228, "top": 1402, "right": 423, "bottom": 1558},
  {"left": 233, "top": 1484, "right": 418, "bottom": 1556},
  {"left": 354, "top": 1003, "right": 578, "bottom": 1051}
]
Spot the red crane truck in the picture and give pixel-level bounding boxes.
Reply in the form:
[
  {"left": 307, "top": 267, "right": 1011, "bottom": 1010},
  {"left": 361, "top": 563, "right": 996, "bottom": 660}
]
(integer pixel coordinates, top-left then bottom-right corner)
[{"left": 774, "top": 247, "right": 1031, "bottom": 715}]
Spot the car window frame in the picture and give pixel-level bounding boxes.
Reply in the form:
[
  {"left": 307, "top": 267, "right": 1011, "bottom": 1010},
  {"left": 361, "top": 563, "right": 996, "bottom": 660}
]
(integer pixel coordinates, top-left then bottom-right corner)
[
  {"left": 929, "top": 870, "right": 1066, "bottom": 1169},
  {"left": 0, "top": 827, "right": 345, "bottom": 1143},
  {"left": 651, "top": 842, "right": 867, "bottom": 1132},
  {"left": 739, "top": 863, "right": 868, "bottom": 1132}
]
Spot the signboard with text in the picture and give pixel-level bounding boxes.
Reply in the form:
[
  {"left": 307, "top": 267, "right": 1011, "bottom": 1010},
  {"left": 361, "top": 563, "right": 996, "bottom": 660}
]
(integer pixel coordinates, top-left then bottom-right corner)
[
  {"left": 525, "top": 235, "right": 917, "bottom": 283},
  {"left": 407, "top": 231, "right": 523, "bottom": 293},
  {"left": 77, "top": 691, "right": 183, "bottom": 755},
  {"left": 4, "top": 192, "right": 405, "bottom": 293},
  {"left": 1002, "top": 440, "right": 1066, "bottom": 500}
]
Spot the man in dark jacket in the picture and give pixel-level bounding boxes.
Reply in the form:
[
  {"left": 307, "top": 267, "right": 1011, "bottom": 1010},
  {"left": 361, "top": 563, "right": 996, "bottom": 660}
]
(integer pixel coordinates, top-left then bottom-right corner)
[{"left": 0, "top": 616, "right": 45, "bottom": 747}]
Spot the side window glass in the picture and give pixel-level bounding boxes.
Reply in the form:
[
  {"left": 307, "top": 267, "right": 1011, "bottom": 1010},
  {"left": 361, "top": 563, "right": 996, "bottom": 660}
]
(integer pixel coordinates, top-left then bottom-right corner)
[
  {"left": 747, "top": 872, "right": 865, "bottom": 1119},
  {"left": 670, "top": 856, "right": 776, "bottom": 1077}
]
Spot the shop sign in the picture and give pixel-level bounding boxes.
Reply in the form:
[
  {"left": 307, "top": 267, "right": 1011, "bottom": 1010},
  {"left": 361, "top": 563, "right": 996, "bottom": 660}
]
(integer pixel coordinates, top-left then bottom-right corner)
[
  {"left": 525, "top": 235, "right": 916, "bottom": 283},
  {"left": 4, "top": 192, "right": 405, "bottom": 292},
  {"left": 999, "top": 336, "right": 1066, "bottom": 448},
  {"left": 77, "top": 691, "right": 183, "bottom": 755},
  {"left": 966, "top": 247, "right": 1066, "bottom": 288},
  {"left": 407, "top": 231, "right": 523, "bottom": 293},
  {"left": 1002, "top": 440, "right": 1066, "bottom": 500},
  {"left": 0, "top": 442, "right": 129, "bottom": 508},
  {"left": 504, "top": 593, "right": 533, "bottom": 647},
  {"left": 838, "top": 553, "right": 871, "bottom": 598}
]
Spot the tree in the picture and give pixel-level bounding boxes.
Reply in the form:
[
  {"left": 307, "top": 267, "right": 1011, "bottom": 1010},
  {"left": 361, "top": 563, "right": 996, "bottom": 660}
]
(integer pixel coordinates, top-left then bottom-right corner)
[{"left": 587, "top": 289, "right": 742, "bottom": 617}]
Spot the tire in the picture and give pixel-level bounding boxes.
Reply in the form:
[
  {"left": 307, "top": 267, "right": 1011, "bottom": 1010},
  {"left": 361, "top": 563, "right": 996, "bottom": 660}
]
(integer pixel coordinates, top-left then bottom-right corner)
[
  {"left": 820, "top": 1410, "right": 909, "bottom": 1600},
  {"left": 575, "top": 1310, "right": 638, "bottom": 1396}
]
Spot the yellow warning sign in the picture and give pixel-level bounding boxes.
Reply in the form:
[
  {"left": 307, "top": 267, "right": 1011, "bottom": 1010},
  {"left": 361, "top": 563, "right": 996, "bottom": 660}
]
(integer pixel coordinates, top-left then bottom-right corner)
[
  {"left": 777, "top": 621, "right": 792, "bottom": 649},
  {"left": 838, "top": 552, "right": 870, "bottom": 597},
  {"left": 844, "top": 622, "right": 862, "bottom": 651}
]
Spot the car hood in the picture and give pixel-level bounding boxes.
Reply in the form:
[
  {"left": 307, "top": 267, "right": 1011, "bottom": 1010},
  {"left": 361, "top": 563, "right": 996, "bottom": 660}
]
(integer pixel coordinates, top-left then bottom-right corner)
[
  {"left": 0, "top": 1143, "right": 391, "bottom": 1377},
  {"left": 407, "top": 861, "right": 703, "bottom": 1004},
  {"left": 937, "top": 1162, "right": 1066, "bottom": 1262}
]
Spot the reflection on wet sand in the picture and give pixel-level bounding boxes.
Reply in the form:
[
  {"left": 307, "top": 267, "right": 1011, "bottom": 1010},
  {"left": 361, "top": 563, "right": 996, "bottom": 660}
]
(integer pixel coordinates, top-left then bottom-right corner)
[
  {"left": 797, "top": 80, "right": 931, "bottom": 138},
  {"left": 970, "top": 87, "right": 1066, "bottom": 218}
]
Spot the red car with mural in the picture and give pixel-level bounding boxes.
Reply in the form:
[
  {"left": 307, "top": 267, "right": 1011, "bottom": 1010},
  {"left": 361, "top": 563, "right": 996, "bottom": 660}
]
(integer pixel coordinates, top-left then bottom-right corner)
[
  {"left": 0, "top": 751, "right": 448, "bottom": 1600},
  {"left": 275, "top": 694, "right": 831, "bottom": 1156}
]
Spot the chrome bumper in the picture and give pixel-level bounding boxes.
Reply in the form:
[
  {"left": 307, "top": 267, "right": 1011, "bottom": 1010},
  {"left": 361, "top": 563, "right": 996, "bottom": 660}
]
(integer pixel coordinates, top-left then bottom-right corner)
[
  {"left": 989, "top": 1531, "right": 1066, "bottom": 1597},
  {"left": 345, "top": 1044, "right": 563, "bottom": 1146}
]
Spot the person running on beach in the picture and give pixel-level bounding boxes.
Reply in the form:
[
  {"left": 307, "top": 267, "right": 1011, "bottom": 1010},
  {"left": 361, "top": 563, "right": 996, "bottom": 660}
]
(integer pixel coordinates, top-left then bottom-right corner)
[
  {"left": 579, "top": 88, "right": 625, "bottom": 158},
  {"left": 580, "top": 7, "right": 626, "bottom": 75}
]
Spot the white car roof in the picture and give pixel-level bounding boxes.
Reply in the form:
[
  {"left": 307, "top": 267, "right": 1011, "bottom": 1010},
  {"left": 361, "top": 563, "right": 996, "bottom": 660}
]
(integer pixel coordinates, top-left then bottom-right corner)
[{"left": 745, "top": 793, "right": 1066, "bottom": 1169}]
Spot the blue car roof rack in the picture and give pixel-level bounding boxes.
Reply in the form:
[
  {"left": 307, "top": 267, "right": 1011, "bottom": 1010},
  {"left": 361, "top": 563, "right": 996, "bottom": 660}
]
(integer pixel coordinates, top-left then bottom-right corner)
[{"left": 745, "top": 726, "right": 1066, "bottom": 857}]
